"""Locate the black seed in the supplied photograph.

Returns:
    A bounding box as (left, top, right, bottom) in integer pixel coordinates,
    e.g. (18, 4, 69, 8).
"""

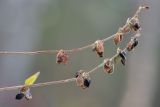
(145, 6, 149, 9)
(133, 23, 140, 31)
(121, 59, 126, 65)
(98, 52, 103, 57)
(57, 57, 63, 63)
(133, 39, 138, 47)
(119, 51, 126, 66)
(119, 51, 126, 60)
(84, 79, 91, 88)
(75, 71, 82, 78)
(75, 72, 79, 78)
(15, 93, 24, 100)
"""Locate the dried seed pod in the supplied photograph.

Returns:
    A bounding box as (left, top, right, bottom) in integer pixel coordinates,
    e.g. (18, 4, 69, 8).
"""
(129, 17, 141, 32)
(24, 88, 32, 100)
(82, 72, 91, 89)
(103, 58, 114, 74)
(16, 87, 32, 100)
(113, 33, 123, 45)
(56, 49, 68, 64)
(121, 25, 131, 33)
(127, 37, 138, 51)
(75, 70, 91, 89)
(75, 70, 84, 87)
(15, 72, 40, 100)
(132, 22, 140, 31)
(83, 78, 91, 88)
(143, 6, 149, 10)
(93, 40, 104, 57)
(117, 48, 127, 66)
(119, 51, 126, 65)
(120, 18, 132, 33)
(20, 86, 28, 93)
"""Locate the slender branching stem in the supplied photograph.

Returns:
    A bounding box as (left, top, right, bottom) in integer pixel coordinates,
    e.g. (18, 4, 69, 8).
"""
(0, 6, 148, 56)
(0, 50, 59, 55)
(0, 6, 149, 93)
(0, 78, 76, 92)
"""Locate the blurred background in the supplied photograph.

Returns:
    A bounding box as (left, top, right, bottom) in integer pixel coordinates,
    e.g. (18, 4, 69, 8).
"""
(0, 0, 159, 107)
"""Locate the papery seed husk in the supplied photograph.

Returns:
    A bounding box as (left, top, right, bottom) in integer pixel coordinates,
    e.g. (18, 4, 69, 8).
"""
(93, 40, 104, 57)
(56, 50, 68, 64)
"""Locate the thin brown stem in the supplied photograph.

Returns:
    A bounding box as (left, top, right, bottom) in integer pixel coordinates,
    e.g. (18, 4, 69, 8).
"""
(0, 50, 59, 55)
(0, 6, 148, 56)
(134, 5, 149, 18)
(65, 43, 94, 53)
(87, 62, 104, 75)
(0, 62, 104, 92)
(102, 34, 115, 42)
(0, 78, 76, 92)
(0, 32, 142, 93)
(30, 78, 76, 88)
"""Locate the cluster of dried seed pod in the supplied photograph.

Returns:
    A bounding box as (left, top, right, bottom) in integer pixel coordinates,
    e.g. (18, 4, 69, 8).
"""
(93, 40, 104, 57)
(54, 6, 148, 64)
(75, 70, 91, 89)
(103, 48, 127, 75)
(56, 49, 68, 64)
(113, 6, 146, 45)
(101, 30, 141, 75)
(0, 6, 147, 101)
(125, 17, 141, 33)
